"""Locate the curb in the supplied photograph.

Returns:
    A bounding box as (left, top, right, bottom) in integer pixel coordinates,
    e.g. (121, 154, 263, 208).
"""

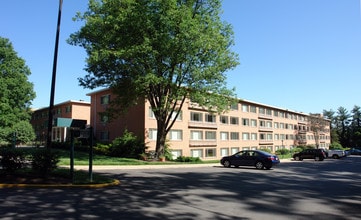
(0, 179, 120, 189)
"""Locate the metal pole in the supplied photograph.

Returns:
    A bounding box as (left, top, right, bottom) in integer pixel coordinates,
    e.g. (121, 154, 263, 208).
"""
(89, 127, 93, 183)
(46, 0, 63, 148)
(70, 129, 75, 184)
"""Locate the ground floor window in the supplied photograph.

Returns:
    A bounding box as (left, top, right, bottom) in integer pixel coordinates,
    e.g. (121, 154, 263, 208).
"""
(205, 148, 216, 157)
(231, 147, 239, 154)
(171, 150, 182, 160)
(100, 131, 109, 141)
(191, 149, 203, 158)
(220, 148, 229, 157)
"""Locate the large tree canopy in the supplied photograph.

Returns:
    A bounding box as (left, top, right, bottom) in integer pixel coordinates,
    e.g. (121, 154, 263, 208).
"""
(0, 37, 36, 144)
(69, 0, 239, 155)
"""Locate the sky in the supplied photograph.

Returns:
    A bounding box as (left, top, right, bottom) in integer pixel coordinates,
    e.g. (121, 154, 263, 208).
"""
(1, 0, 360, 114)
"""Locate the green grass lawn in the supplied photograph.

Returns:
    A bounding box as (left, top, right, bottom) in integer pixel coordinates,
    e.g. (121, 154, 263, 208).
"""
(56, 149, 219, 166)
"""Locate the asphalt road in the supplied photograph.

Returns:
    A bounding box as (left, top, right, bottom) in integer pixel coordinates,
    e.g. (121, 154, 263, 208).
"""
(1, 156, 361, 220)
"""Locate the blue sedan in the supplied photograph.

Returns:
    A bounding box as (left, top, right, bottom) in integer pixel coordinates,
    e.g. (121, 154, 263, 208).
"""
(220, 150, 280, 170)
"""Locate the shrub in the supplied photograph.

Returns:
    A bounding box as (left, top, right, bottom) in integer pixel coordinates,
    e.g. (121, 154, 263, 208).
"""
(31, 149, 60, 176)
(175, 156, 201, 162)
(0, 147, 27, 171)
(109, 130, 146, 158)
(259, 148, 272, 153)
(275, 148, 290, 155)
(329, 142, 343, 150)
(93, 143, 111, 155)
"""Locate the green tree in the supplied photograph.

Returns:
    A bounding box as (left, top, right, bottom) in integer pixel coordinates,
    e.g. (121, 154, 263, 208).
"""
(0, 37, 36, 144)
(350, 105, 361, 147)
(69, 0, 239, 156)
(323, 109, 339, 145)
(335, 107, 351, 147)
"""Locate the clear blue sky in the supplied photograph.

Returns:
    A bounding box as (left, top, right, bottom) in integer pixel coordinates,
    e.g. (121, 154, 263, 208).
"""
(1, 0, 360, 114)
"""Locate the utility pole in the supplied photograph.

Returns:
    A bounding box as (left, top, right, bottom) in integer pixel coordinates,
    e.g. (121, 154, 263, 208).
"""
(46, 0, 63, 148)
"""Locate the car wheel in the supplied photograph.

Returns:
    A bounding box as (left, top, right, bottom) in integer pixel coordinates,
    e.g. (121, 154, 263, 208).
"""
(223, 160, 231, 168)
(255, 161, 264, 169)
(332, 155, 339, 159)
(315, 156, 320, 161)
(294, 156, 300, 161)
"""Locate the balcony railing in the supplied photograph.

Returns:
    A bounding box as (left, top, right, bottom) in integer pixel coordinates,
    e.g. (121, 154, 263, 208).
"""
(188, 121, 218, 129)
(189, 140, 217, 146)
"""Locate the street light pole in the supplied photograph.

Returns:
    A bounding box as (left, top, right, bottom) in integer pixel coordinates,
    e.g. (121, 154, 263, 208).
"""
(46, 0, 63, 148)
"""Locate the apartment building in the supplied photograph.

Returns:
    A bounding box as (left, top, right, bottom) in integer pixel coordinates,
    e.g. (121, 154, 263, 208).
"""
(88, 88, 331, 160)
(31, 100, 91, 144)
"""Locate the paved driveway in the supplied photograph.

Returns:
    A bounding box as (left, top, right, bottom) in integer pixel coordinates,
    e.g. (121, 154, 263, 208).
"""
(1, 157, 360, 219)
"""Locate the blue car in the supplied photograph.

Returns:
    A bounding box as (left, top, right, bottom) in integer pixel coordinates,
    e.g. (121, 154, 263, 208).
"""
(220, 150, 280, 170)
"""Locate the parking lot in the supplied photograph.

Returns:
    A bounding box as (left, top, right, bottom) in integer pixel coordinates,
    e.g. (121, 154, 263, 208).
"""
(1, 156, 360, 219)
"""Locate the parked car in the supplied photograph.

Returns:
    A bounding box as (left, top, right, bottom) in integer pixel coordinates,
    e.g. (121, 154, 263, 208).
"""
(326, 149, 346, 159)
(220, 150, 280, 170)
(349, 148, 361, 155)
(293, 149, 327, 161)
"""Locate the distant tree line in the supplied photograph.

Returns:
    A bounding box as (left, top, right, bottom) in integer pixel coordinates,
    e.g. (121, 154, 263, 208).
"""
(323, 106, 361, 148)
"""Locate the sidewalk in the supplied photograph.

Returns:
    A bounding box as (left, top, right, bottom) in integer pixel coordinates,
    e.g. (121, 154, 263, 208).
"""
(72, 158, 293, 171)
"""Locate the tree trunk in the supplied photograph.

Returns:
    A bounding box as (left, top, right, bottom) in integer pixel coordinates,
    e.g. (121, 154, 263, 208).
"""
(155, 120, 167, 158)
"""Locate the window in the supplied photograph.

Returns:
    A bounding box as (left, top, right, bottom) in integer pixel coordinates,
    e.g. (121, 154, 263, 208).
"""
(251, 133, 257, 140)
(242, 118, 249, 126)
(259, 107, 265, 115)
(267, 133, 273, 140)
(171, 110, 182, 121)
(280, 134, 285, 140)
(191, 149, 203, 158)
(205, 148, 216, 157)
(65, 106, 71, 113)
(251, 119, 257, 127)
(230, 132, 239, 140)
(266, 121, 272, 128)
(250, 105, 257, 113)
(190, 130, 203, 140)
(220, 132, 229, 140)
(266, 109, 272, 116)
(274, 122, 279, 129)
(230, 103, 238, 110)
(56, 108, 61, 115)
(242, 132, 250, 140)
(100, 94, 110, 104)
(149, 107, 155, 118)
(168, 130, 182, 140)
(274, 134, 279, 140)
(230, 117, 239, 125)
(242, 104, 249, 112)
(148, 129, 157, 140)
(259, 120, 266, 127)
(190, 112, 202, 122)
(220, 116, 228, 124)
(220, 148, 229, 157)
(171, 150, 182, 160)
(100, 131, 109, 141)
(280, 123, 285, 129)
(205, 114, 216, 123)
(100, 114, 109, 123)
(231, 147, 239, 154)
(274, 110, 278, 117)
(205, 131, 216, 140)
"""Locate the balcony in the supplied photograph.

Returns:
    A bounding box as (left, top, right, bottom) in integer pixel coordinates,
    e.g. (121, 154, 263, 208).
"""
(259, 139, 273, 145)
(258, 126, 273, 132)
(258, 114, 273, 120)
(188, 121, 218, 129)
(189, 140, 217, 147)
